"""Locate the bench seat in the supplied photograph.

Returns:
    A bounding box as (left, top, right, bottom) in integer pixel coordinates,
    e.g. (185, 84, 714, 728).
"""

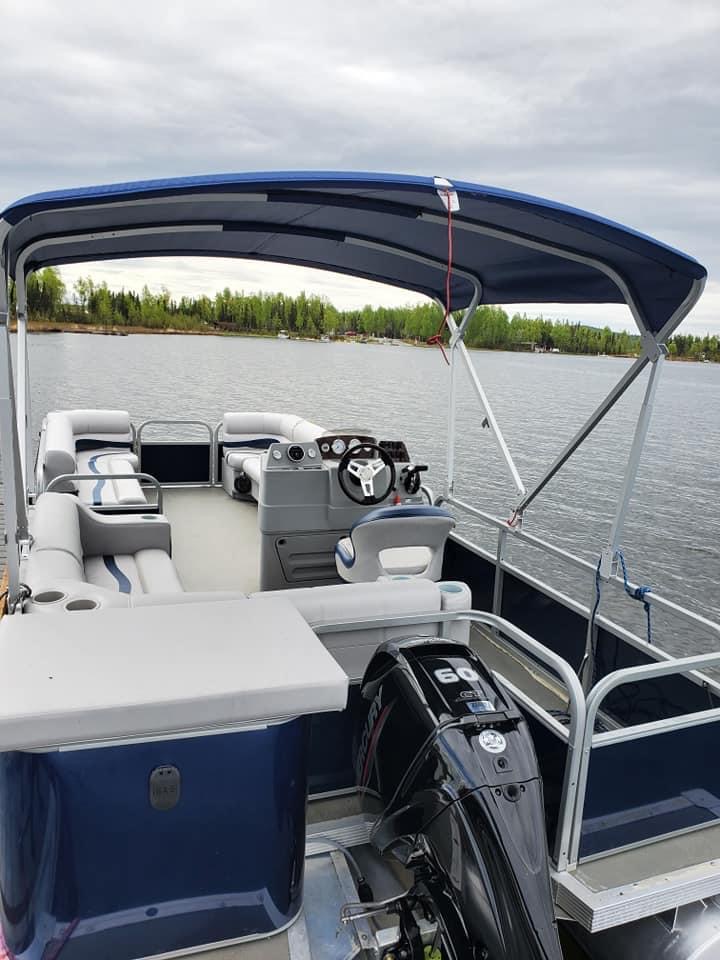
(38, 409, 145, 508)
(250, 577, 471, 679)
(85, 550, 183, 594)
(221, 412, 325, 500)
(76, 449, 145, 506)
(21, 494, 472, 682)
(23, 493, 182, 611)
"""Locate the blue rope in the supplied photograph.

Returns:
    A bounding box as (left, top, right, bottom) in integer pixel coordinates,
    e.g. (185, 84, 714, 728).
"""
(583, 556, 604, 685)
(617, 549, 653, 644)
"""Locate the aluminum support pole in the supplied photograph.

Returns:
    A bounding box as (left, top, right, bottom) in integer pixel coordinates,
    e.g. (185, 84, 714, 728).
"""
(456, 338, 526, 497)
(514, 352, 651, 515)
(441, 286, 525, 499)
(0, 271, 29, 609)
(15, 269, 30, 496)
(599, 349, 667, 577)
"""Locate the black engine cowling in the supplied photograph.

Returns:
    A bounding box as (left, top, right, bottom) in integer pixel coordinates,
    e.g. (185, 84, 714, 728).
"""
(356, 637, 563, 960)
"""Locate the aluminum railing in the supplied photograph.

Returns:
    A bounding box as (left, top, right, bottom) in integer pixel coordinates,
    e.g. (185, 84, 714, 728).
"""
(314, 608, 585, 871)
(316, 603, 720, 873)
(447, 495, 720, 666)
(135, 419, 215, 485)
(46, 472, 164, 513)
(568, 650, 720, 865)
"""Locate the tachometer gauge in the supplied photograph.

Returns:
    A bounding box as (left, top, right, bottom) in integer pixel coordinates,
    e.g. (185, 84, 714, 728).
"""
(349, 438, 360, 449)
(331, 438, 346, 455)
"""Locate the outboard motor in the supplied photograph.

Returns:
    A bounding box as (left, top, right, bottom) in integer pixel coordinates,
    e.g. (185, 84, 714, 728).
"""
(356, 637, 563, 960)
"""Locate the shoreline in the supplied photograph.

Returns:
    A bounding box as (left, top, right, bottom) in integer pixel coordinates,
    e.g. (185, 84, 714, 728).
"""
(9, 322, 715, 362)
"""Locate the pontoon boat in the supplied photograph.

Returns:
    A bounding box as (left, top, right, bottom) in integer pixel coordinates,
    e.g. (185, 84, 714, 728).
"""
(0, 171, 716, 960)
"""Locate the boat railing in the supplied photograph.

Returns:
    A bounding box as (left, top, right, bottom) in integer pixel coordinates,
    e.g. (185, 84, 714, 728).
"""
(135, 419, 216, 486)
(568, 650, 720, 866)
(46, 472, 164, 513)
(446, 495, 720, 686)
(317, 604, 720, 882)
(314, 608, 586, 871)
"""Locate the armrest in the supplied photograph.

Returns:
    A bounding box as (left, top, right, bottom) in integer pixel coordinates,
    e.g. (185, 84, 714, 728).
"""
(77, 504, 172, 556)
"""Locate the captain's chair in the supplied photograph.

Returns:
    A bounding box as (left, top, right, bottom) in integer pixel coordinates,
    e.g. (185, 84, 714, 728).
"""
(335, 505, 456, 583)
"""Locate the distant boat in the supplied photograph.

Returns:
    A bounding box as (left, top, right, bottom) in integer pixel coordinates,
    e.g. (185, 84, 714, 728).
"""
(320, 335, 331, 343)
(277, 330, 290, 340)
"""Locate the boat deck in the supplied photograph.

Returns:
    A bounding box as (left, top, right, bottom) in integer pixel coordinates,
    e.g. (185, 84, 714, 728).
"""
(163, 487, 260, 593)
(555, 823, 720, 932)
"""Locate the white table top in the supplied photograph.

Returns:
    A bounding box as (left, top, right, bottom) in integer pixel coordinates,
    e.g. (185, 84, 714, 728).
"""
(0, 597, 348, 751)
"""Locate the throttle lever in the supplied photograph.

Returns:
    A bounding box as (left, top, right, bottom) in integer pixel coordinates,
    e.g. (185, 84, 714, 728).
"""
(401, 464, 428, 496)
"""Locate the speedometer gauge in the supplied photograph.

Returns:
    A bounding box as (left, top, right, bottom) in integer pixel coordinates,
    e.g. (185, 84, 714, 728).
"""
(331, 438, 346, 455)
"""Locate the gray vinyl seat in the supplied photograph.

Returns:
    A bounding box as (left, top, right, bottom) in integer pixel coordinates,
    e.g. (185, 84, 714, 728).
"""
(335, 505, 456, 582)
(38, 409, 145, 507)
(221, 412, 325, 499)
(250, 577, 471, 679)
(22, 493, 182, 611)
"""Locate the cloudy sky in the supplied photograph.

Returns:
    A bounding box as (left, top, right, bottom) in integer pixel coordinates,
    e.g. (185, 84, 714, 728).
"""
(1, 0, 718, 333)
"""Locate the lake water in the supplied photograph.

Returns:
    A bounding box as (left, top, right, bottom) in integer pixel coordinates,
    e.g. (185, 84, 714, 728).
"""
(2, 332, 719, 655)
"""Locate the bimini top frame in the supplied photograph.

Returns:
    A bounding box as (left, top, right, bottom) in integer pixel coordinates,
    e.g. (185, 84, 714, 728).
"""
(0, 170, 707, 331)
(0, 170, 708, 611)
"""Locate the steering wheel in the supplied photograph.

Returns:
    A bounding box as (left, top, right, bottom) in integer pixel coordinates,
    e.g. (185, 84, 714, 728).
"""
(338, 443, 396, 505)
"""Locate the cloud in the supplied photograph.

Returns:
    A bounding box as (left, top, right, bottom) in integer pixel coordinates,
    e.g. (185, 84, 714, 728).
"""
(1, 0, 718, 331)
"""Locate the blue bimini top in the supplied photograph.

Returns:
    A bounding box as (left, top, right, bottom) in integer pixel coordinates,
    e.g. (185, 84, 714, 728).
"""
(0, 170, 707, 339)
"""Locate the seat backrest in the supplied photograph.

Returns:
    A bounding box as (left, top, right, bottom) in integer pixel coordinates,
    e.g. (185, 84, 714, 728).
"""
(291, 418, 325, 442)
(222, 412, 325, 448)
(26, 492, 84, 586)
(65, 409, 133, 443)
(337, 505, 456, 582)
(43, 413, 77, 490)
(41, 409, 133, 491)
(30, 492, 83, 562)
(250, 578, 470, 679)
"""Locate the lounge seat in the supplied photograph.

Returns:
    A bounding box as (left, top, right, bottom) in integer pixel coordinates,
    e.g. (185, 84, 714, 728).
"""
(21, 495, 471, 681)
(251, 578, 471, 679)
(221, 412, 325, 500)
(335, 505, 456, 582)
(37, 409, 146, 508)
(22, 493, 182, 612)
(129, 579, 472, 680)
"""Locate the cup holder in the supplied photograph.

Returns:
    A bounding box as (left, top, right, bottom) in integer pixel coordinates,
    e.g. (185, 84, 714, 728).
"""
(65, 598, 99, 612)
(33, 590, 67, 605)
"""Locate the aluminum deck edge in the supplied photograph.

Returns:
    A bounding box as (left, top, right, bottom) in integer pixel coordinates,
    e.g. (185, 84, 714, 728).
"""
(553, 857, 720, 932)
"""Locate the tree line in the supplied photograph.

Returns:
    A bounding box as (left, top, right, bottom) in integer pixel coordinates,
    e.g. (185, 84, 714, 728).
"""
(11, 267, 720, 361)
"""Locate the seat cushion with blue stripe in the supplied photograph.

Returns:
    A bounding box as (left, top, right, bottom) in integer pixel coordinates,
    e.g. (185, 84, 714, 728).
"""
(40, 409, 138, 502)
(76, 449, 145, 507)
(24, 493, 183, 601)
(85, 550, 183, 595)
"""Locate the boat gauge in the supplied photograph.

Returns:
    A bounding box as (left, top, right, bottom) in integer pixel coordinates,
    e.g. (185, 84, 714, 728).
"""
(320, 442, 330, 453)
(287, 445, 305, 463)
(331, 438, 346, 455)
(272, 448, 282, 460)
(307, 447, 317, 459)
(350, 438, 360, 449)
